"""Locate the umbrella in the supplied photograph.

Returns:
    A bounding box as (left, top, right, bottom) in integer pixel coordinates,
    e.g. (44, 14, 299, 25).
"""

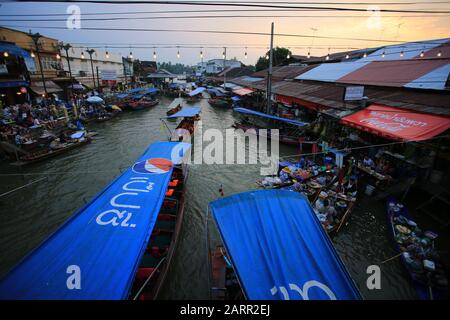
(86, 96, 104, 103)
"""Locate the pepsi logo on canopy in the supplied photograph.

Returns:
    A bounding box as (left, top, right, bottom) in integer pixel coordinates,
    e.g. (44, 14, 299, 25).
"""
(132, 158, 173, 174)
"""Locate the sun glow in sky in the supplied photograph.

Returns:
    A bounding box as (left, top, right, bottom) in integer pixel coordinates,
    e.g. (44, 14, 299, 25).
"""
(1, 0, 449, 65)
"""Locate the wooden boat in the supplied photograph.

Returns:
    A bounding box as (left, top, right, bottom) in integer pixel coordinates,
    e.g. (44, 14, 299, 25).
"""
(130, 164, 188, 300)
(387, 198, 448, 300)
(208, 97, 230, 108)
(185, 95, 201, 103)
(12, 136, 92, 166)
(207, 190, 362, 300)
(0, 142, 191, 300)
(167, 105, 182, 116)
(127, 99, 159, 111)
(209, 245, 244, 300)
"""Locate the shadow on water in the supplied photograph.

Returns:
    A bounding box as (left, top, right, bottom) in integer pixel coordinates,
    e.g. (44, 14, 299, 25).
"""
(0, 97, 416, 299)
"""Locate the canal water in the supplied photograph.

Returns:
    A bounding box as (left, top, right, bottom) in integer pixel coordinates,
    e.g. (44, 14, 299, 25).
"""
(0, 96, 417, 299)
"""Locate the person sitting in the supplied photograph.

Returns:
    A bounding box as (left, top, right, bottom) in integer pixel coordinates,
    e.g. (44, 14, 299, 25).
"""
(317, 175, 327, 186)
(314, 191, 328, 214)
(363, 156, 375, 168)
(343, 177, 358, 197)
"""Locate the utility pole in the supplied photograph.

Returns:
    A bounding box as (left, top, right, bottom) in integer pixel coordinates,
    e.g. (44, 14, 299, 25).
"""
(96, 66, 101, 91)
(29, 32, 47, 97)
(86, 49, 97, 91)
(223, 47, 227, 89)
(60, 43, 73, 98)
(266, 22, 274, 115)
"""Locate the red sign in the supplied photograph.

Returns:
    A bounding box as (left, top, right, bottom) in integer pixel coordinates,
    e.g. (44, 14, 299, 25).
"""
(341, 104, 450, 141)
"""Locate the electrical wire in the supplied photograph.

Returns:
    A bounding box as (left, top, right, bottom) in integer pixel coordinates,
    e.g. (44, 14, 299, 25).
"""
(7, 1, 450, 14)
(4, 13, 450, 22)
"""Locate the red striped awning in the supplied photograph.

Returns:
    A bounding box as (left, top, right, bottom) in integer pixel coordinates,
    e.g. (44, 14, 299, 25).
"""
(341, 104, 450, 141)
(232, 87, 255, 96)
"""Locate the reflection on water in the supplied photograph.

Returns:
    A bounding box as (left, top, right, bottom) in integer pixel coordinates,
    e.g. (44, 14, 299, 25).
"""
(0, 97, 416, 299)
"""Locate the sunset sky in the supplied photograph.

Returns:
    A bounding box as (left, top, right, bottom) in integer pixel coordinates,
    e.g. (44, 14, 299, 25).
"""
(1, 0, 450, 65)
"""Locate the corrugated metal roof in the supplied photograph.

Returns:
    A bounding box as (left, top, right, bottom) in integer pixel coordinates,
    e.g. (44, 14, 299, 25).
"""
(360, 39, 449, 62)
(338, 59, 450, 88)
(404, 62, 450, 90)
(295, 62, 371, 82)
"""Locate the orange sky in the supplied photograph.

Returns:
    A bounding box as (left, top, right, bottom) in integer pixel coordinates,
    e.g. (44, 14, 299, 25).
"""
(1, 1, 450, 64)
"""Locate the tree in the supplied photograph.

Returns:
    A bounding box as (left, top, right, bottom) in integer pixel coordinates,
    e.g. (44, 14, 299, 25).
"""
(255, 47, 291, 71)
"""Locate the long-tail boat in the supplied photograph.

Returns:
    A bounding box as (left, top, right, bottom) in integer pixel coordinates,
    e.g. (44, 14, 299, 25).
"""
(0, 142, 191, 300)
(160, 105, 201, 143)
(387, 198, 448, 300)
(208, 190, 361, 300)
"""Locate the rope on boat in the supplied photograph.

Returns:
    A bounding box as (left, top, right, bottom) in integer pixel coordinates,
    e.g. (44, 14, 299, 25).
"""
(132, 256, 167, 300)
(0, 177, 47, 198)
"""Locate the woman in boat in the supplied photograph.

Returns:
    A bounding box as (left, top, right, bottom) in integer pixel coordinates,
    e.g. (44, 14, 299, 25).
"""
(343, 177, 358, 197)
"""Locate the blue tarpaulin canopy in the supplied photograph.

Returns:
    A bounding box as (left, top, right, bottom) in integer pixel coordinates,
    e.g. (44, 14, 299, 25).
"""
(131, 94, 144, 99)
(207, 88, 226, 97)
(166, 106, 201, 119)
(188, 87, 206, 97)
(115, 93, 130, 99)
(233, 107, 308, 126)
(143, 88, 159, 95)
(127, 87, 145, 94)
(0, 142, 191, 300)
(210, 190, 361, 300)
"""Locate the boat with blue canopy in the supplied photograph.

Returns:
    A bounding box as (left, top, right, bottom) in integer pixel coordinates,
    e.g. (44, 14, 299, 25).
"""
(232, 107, 309, 145)
(0, 141, 191, 300)
(208, 189, 361, 300)
(160, 106, 201, 142)
(186, 87, 206, 103)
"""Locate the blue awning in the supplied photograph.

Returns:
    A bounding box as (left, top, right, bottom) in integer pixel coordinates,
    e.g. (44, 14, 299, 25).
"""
(0, 80, 29, 88)
(166, 106, 201, 119)
(233, 107, 308, 126)
(210, 190, 361, 300)
(0, 42, 36, 72)
(0, 142, 191, 300)
(231, 96, 241, 101)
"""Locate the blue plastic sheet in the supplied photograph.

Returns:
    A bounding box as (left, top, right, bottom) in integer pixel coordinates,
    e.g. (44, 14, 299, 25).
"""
(210, 190, 361, 300)
(233, 108, 308, 126)
(166, 106, 201, 119)
(0, 142, 191, 300)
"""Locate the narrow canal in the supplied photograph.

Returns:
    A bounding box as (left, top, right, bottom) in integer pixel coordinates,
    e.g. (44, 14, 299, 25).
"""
(0, 96, 416, 299)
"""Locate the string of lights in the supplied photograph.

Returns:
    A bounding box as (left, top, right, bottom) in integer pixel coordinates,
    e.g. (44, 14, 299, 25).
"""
(3, 24, 449, 45)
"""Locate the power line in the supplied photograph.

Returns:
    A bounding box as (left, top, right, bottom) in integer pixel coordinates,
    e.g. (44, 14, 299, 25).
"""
(2, 7, 450, 17)
(4, 13, 450, 22)
(4, 24, 449, 44)
(7, 1, 450, 14)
